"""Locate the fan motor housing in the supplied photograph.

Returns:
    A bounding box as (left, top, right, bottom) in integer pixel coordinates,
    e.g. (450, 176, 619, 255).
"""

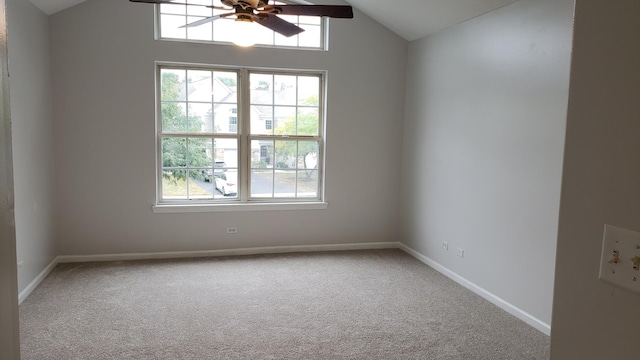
(221, 0, 268, 8)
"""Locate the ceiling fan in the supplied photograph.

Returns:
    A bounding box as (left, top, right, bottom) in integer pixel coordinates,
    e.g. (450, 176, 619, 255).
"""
(130, 0, 353, 38)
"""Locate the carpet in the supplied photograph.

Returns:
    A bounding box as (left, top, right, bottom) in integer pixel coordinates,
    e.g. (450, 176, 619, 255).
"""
(20, 249, 549, 359)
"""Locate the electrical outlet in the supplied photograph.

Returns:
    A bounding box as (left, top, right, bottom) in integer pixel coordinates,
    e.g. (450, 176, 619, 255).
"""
(226, 226, 238, 234)
(456, 247, 464, 258)
(599, 225, 640, 294)
(17, 261, 23, 273)
(442, 242, 449, 250)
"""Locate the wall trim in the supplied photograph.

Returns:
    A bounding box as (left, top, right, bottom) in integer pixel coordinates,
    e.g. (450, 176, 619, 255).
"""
(18, 257, 58, 305)
(397, 243, 551, 335)
(56, 242, 401, 263)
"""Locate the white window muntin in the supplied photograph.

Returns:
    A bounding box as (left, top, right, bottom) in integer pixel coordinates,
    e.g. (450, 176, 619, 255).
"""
(156, 63, 325, 205)
(156, 1, 327, 50)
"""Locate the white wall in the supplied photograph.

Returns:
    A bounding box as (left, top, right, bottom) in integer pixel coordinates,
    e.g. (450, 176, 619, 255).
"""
(550, 0, 640, 358)
(401, 0, 573, 330)
(50, 0, 407, 255)
(7, 0, 57, 294)
(0, 0, 19, 356)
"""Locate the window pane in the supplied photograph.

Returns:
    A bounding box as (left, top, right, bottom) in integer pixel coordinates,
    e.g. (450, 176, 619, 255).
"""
(162, 102, 188, 132)
(214, 71, 237, 102)
(273, 106, 296, 135)
(187, 138, 212, 167)
(213, 19, 236, 43)
(251, 74, 273, 104)
(213, 169, 238, 198)
(297, 170, 318, 197)
(160, 14, 187, 38)
(275, 32, 298, 47)
(162, 170, 188, 199)
(251, 140, 273, 168)
(299, 25, 321, 48)
(275, 140, 297, 169)
(162, 137, 187, 168)
(297, 76, 319, 105)
(298, 141, 319, 170)
(190, 103, 213, 132)
(187, 70, 212, 102)
(188, 170, 214, 199)
(274, 75, 297, 105)
(213, 138, 238, 168)
(187, 18, 213, 40)
(161, 69, 186, 101)
(251, 105, 273, 135)
(297, 108, 319, 136)
(251, 170, 273, 198)
(161, 70, 190, 132)
(274, 170, 296, 198)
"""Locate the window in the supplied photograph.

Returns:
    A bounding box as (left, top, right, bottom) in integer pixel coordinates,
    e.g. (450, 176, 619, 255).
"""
(157, 63, 324, 205)
(229, 115, 237, 132)
(157, 1, 325, 49)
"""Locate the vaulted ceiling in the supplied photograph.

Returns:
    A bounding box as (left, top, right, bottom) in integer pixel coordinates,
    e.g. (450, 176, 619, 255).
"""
(344, 0, 518, 41)
(28, 0, 520, 41)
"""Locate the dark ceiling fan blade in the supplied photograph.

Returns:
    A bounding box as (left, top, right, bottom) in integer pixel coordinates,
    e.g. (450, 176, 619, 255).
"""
(180, 13, 234, 28)
(130, 0, 175, 3)
(254, 14, 305, 37)
(129, 0, 228, 10)
(262, 5, 353, 18)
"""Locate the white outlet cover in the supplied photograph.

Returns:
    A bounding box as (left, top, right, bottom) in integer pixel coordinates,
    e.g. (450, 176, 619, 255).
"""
(456, 248, 464, 258)
(599, 225, 640, 295)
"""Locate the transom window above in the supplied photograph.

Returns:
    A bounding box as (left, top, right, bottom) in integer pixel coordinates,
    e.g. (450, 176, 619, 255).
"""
(157, 63, 325, 205)
(158, 0, 325, 49)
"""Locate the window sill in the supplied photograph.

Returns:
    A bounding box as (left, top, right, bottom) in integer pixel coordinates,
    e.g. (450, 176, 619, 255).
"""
(152, 202, 328, 213)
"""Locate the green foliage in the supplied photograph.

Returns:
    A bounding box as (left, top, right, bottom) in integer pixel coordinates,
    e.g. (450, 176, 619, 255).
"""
(273, 98, 319, 174)
(161, 72, 210, 182)
(219, 77, 237, 87)
(301, 95, 318, 106)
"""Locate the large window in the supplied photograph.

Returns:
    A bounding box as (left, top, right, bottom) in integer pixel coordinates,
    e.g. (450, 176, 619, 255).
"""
(157, 1, 325, 49)
(157, 64, 324, 205)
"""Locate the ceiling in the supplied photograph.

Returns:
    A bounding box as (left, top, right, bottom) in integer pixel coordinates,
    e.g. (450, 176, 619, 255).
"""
(344, 0, 519, 41)
(29, 0, 520, 41)
(29, 0, 86, 16)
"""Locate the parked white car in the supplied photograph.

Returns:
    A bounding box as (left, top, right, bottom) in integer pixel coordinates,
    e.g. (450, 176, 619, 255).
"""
(214, 171, 237, 196)
(203, 161, 226, 182)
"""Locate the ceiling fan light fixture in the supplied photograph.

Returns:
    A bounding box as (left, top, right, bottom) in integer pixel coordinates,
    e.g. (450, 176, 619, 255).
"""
(231, 17, 259, 47)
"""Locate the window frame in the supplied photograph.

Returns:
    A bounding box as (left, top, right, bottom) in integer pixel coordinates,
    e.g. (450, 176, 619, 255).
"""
(154, 62, 327, 211)
(154, 1, 329, 51)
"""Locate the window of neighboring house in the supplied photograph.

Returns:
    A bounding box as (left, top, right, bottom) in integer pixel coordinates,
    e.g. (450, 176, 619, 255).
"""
(229, 115, 238, 132)
(265, 118, 273, 130)
(157, 1, 325, 49)
(157, 63, 324, 205)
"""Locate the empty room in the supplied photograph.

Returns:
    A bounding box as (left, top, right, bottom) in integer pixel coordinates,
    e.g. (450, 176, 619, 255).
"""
(1, 0, 639, 359)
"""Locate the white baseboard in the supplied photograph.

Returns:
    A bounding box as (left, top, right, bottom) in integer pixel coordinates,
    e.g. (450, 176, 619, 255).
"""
(398, 243, 551, 336)
(19, 242, 397, 304)
(21, 240, 551, 337)
(18, 257, 59, 305)
(57, 242, 401, 263)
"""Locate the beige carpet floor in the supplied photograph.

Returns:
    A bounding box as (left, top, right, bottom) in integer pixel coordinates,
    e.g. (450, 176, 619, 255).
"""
(20, 249, 549, 359)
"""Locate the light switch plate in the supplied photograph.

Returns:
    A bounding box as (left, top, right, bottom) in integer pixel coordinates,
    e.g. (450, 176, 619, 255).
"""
(599, 225, 640, 295)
